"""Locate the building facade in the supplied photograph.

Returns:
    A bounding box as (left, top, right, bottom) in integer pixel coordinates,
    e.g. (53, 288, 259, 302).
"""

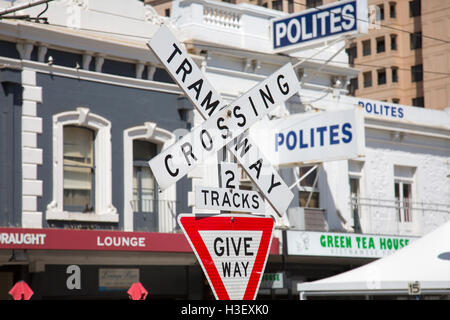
(346, 0, 450, 110)
(0, 0, 448, 300)
(148, 0, 450, 110)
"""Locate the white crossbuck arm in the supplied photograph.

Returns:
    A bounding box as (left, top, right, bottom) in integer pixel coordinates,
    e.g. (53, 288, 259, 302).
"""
(147, 25, 299, 216)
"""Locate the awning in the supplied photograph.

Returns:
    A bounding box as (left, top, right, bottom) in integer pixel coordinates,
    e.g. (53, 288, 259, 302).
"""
(297, 221, 450, 298)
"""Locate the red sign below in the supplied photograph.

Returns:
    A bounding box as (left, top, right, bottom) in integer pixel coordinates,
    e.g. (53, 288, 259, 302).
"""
(0, 227, 190, 252)
(0, 227, 280, 255)
(178, 214, 275, 300)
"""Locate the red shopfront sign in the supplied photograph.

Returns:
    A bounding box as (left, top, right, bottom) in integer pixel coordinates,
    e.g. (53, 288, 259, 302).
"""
(0, 227, 280, 254)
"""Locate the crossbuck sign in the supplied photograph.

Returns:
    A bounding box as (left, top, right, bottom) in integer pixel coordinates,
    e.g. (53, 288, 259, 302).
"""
(147, 25, 299, 217)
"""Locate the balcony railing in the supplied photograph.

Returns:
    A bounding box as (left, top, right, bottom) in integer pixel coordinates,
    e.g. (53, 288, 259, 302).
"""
(203, 5, 241, 29)
(132, 199, 179, 233)
(350, 197, 450, 236)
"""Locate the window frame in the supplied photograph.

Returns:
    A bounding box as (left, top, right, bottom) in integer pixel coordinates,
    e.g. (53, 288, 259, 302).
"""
(409, 0, 421, 17)
(362, 40, 371, 56)
(391, 66, 399, 83)
(393, 166, 416, 223)
(377, 68, 387, 85)
(123, 122, 175, 231)
(412, 96, 424, 108)
(377, 4, 384, 20)
(410, 32, 422, 50)
(348, 160, 365, 233)
(46, 108, 117, 222)
(363, 71, 372, 88)
(296, 165, 320, 209)
(376, 36, 385, 53)
(132, 141, 158, 215)
(390, 34, 397, 51)
(411, 64, 423, 82)
(389, 2, 396, 18)
(63, 125, 95, 213)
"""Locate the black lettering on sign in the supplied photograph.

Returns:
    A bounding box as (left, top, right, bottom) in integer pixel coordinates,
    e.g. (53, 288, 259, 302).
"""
(176, 58, 192, 83)
(181, 142, 197, 166)
(167, 43, 182, 63)
(234, 135, 252, 158)
(164, 154, 179, 177)
(268, 174, 282, 194)
(213, 236, 254, 278)
(224, 170, 236, 189)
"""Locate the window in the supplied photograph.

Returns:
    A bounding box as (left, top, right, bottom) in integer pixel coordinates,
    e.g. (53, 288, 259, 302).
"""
(348, 160, 364, 233)
(389, 2, 396, 18)
(362, 40, 371, 56)
(390, 34, 397, 50)
(411, 64, 423, 82)
(46, 108, 116, 222)
(412, 97, 424, 108)
(410, 32, 422, 49)
(306, 0, 322, 9)
(297, 166, 320, 208)
(377, 68, 386, 85)
(392, 98, 400, 104)
(394, 166, 416, 223)
(63, 126, 95, 212)
(409, 0, 421, 17)
(288, 0, 294, 13)
(346, 44, 357, 65)
(363, 71, 372, 88)
(133, 140, 158, 215)
(377, 4, 384, 20)
(348, 77, 358, 95)
(376, 36, 385, 53)
(272, 0, 283, 11)
(123, 122, 175, 232)
(391, 66, 398, 83)
(164, 9, 170, 17)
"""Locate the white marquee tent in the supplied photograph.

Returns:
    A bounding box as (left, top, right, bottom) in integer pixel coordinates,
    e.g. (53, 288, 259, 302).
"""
(297, 221, 450, 299)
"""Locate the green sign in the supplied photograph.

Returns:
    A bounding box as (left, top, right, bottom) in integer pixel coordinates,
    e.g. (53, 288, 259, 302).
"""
(287, 230, 416, 258)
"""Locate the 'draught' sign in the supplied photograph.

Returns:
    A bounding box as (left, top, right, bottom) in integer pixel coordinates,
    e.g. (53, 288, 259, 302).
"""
(178, 214, 275, 300)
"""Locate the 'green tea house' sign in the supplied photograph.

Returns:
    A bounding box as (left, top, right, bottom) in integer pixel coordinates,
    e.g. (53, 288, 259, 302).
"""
(287, 230, 416, 258)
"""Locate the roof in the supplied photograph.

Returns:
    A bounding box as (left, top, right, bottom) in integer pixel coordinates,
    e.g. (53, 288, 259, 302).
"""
(297, 221, 450, 297)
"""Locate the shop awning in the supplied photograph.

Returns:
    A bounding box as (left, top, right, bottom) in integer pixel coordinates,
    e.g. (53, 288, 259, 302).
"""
(297, 221, 450, 298)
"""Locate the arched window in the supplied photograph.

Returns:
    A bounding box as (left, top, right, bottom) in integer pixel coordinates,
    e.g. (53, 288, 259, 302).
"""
(46, 108, 117, 222)
(123, 122, 175, 231)
(63, 126, 95, 212)
(132, 140, 158, 215)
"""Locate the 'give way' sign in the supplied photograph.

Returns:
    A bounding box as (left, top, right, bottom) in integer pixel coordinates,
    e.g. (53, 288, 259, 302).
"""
(147, 25, 299, 217)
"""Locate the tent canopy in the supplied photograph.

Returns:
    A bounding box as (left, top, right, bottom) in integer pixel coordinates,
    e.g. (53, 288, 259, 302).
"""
(297, 221, 450, 298)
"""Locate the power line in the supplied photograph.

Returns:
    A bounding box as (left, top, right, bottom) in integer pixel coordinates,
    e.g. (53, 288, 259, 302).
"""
(3, 8, 449, 78)
(32, 21, 450, 78)
(186, 42, 450, 77)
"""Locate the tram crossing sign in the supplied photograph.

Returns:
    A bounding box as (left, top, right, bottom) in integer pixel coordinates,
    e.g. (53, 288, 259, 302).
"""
(147, 25, 297, 300)
(147, 25, 297, 217)
(178, 214, 275, 300)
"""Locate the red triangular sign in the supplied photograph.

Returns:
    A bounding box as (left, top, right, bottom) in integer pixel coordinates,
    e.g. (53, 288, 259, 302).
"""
(178, 214, 275, 300)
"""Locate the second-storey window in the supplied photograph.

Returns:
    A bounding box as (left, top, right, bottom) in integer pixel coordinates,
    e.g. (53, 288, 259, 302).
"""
(132, 140, 158, 215)
(63, 126, 95, 212)
(377, 68, 387, 85)
(411, 64, 423, 82)
(376, 36, 385, 53)
(394, 166, 416, 223)
(298, 165, 320, 208)
(363, 71, 372, 87)
(362, 40, 371, 56)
